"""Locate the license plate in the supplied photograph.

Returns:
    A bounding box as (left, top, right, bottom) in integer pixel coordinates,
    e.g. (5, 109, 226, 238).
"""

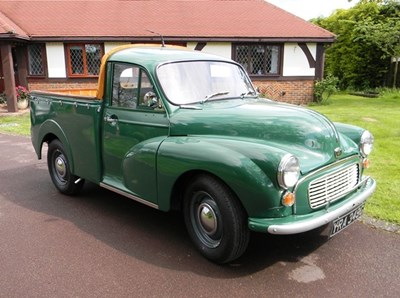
(329, 204, 364, 238)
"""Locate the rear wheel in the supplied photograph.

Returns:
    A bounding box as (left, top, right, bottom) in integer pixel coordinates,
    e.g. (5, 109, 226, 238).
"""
(183, 174, 250, 263)
(47, 139, 84, 195)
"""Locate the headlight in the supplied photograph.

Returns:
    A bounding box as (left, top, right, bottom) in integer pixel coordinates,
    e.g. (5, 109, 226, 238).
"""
(360, 130, 374, 157)
(277, 154, 300, 189)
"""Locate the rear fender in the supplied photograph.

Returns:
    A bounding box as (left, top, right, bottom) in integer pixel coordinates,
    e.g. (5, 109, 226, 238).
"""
(35, 120, 75, 173)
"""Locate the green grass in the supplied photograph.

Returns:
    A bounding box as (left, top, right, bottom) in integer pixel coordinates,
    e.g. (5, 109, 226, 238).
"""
(1, 93, 399, 225)
(0, 113, 30, 136)
(310, 91, 400, 225)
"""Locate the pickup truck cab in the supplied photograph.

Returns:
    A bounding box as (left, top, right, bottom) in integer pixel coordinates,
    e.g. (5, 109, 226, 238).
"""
(30, 45, 376, 263)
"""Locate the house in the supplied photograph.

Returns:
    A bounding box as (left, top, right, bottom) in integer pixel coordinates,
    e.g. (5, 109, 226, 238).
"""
(0, 0, 335, 112)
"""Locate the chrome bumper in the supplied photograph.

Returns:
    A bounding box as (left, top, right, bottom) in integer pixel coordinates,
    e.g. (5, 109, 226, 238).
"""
(266, 177, 376, 235)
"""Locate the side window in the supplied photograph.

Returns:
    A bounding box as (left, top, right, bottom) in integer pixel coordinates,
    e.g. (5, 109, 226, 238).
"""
(234, 44, 281, 76)
(27, 44, 46, 76)
(138, 71, 158, 108)
(112, 63, 160, 110)
(66, 43, 103, 77)
(112, 64, 139, 108)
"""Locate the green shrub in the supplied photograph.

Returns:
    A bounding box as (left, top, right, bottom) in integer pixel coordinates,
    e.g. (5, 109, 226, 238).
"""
(0, 92, 6, 104)
(314, 75, 339, 103)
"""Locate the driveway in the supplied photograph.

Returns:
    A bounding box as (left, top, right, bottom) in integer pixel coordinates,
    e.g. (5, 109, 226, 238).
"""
(0, 133, 399, 297)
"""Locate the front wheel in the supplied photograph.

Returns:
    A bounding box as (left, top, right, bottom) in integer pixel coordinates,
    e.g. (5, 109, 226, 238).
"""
(183, 175, 250, 264)
(47, 139, 84, 195)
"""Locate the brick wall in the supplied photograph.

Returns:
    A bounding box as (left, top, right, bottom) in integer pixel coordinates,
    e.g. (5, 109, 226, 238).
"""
(254, 80, 315, 105)
(28, 79, 315, 105)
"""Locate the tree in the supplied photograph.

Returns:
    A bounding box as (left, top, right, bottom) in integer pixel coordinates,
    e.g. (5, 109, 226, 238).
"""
(312, 0, 399, 89)
(354, 4, 400, 87)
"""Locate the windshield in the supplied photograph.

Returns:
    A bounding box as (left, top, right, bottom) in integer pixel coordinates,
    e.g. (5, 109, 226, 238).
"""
(157, 61, 256, 105)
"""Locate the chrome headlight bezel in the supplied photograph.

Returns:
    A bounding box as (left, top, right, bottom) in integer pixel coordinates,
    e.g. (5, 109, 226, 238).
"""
(360, 130, 374, 157)
(277, 154, 300, 189)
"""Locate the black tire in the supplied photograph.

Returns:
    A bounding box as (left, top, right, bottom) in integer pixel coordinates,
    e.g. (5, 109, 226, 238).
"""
(183, 174, 250, 264)
(47, 139, 84, 195)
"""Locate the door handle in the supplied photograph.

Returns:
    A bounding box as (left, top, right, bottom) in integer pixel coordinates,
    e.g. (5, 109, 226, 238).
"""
(104, 114, 118, 126)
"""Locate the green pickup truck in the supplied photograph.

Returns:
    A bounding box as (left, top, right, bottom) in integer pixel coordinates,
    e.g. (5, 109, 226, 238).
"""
(30, 45, 376, 263)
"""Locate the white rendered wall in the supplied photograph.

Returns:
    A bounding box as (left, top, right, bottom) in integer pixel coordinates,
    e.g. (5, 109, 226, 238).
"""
(45, 43, 67, 78)
(187, 42, 232, 59)
(44, 42, 316, 78)
(283, 43, 316, 77)
(104, 42, 131, 54)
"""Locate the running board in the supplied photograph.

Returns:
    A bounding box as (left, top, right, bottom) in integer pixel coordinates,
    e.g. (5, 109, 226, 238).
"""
(100, 182, 159, 210)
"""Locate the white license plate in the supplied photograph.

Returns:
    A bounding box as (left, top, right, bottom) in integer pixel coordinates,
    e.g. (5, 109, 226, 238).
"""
(329, 204, 364, 238)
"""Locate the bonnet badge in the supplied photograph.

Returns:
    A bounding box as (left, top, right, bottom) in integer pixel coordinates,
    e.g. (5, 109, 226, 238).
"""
(334, 147, 342, 158)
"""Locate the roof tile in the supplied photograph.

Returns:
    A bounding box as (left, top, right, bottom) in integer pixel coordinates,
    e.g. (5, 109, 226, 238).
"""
(0, 0, 334, 41)
(0, 10, 28, 38)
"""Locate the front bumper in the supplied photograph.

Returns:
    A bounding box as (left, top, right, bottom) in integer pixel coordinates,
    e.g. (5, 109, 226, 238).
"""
(248, 177, 376, 235)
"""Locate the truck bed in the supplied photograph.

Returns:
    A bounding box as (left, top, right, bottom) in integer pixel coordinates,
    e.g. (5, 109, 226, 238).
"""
(30, 91, 103, 183)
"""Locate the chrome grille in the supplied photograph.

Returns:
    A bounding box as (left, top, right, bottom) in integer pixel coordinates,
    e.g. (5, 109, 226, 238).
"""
(308, 164, 359, 209)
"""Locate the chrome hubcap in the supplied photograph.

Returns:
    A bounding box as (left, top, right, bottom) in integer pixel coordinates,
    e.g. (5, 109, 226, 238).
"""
(190, 191, 222, 248)
(55, 156, 66, 179)
(198, 202, 218, 235)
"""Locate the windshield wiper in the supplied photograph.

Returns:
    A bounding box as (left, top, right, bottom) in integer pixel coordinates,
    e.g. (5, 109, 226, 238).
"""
(240, 90, 257, 98)
(202, 91, 230, 103)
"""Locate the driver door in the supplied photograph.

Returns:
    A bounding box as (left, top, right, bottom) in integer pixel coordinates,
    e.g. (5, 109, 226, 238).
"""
(102, 62, 169, 205)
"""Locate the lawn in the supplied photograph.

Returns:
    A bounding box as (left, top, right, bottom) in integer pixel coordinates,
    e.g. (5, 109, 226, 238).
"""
(310, 91, 400, 225)
(0, 112, 30, 136)
(1, 93, 399, 225)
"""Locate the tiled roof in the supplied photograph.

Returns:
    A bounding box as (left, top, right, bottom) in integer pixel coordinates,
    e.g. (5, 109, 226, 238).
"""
(0, 0, 335, 41)
(0, 10, 28, 39)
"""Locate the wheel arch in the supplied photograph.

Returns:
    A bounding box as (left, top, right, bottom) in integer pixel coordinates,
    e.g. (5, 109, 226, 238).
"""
(35, 120, 75, 173)
(157, 137, 283, 218)
(169, 170, 248, 216)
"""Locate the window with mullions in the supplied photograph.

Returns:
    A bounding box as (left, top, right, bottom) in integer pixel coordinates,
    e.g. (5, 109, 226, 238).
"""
(27, 44, 46, 76)
(66, 44, 103, 77)
(234, 44, 281, 76)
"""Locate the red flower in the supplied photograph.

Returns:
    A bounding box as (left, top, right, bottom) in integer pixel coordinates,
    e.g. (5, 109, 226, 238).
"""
(15, 86, 29, 101)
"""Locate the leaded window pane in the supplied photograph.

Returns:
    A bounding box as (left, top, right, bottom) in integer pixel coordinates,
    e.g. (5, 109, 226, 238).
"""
(85, 44, 101, 75)
(235, 44, 280, 76)
(28, 44, 44, 76)
(69, 46, 84, 75)
(68, 43, 102, 76)
(252, 45, 266, 75)
(236, 45, 249, 70)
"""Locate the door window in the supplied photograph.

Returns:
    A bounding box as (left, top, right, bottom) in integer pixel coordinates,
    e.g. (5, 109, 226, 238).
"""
(112, 63, 159, 110)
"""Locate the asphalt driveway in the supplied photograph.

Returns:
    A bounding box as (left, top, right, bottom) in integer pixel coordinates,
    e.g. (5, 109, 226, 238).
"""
(0, 133, 399, 297)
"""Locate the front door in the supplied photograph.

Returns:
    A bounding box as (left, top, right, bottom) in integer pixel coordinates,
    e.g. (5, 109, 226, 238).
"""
(102, 63, 169, 205)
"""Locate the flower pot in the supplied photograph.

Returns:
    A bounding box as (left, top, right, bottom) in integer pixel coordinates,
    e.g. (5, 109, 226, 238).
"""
(17, 99, 29, 110)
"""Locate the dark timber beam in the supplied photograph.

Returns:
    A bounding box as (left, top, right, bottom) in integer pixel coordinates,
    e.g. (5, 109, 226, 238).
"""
(1, 44, 17, 112)
(297, 43, 316, 68)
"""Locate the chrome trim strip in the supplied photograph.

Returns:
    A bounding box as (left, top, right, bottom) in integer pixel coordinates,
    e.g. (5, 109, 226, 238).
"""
(118, 119, 169, 128)
(268, 177, 376, 235)
(100, 182, 159, 210)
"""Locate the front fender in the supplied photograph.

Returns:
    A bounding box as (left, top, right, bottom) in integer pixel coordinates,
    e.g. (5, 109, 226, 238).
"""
(334, 122, 365, 144)
(157, 136, 291, 218)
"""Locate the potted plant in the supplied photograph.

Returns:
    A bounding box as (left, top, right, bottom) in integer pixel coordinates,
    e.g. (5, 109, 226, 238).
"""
(16, 85, 29, 109)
